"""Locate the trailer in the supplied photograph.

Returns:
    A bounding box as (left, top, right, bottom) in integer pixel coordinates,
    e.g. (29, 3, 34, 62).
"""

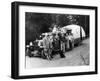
(61, 24, 86, 45)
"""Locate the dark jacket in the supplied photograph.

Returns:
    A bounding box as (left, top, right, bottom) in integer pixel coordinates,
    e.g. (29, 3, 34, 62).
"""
(52, 38, 61, 51)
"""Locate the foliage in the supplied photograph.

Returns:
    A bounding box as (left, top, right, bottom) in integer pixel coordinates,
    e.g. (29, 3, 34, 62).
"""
(25, 12, 89, 44)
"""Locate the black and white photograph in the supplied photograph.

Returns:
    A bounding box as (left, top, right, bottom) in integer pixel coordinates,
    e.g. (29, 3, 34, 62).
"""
(25, 13, 90, 69)
(11, 2, 97, 79)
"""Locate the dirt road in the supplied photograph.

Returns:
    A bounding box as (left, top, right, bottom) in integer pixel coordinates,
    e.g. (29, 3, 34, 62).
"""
(26, 38, 89, 69)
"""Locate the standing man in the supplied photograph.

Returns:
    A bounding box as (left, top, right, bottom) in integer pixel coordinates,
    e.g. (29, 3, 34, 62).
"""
(52, 33, 65, 58)
(60, 33, 66, 53)
(42, 33, 52, 60)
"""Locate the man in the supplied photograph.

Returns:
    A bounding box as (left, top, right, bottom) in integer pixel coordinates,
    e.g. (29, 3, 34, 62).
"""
(52, 25, 58, 33)
(42, 33, 52, 60)
(60, 32, 66, 53)
(52, 33, 65, 58)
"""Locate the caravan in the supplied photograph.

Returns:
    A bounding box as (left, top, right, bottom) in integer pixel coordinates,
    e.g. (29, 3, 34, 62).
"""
(62, 24, 86, 45)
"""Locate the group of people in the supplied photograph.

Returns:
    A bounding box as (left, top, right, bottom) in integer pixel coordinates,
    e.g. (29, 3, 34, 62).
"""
(26, 26, 74, 60)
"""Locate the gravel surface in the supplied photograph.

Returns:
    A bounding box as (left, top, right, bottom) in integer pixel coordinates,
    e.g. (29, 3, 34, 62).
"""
(25, 38, 89, 69)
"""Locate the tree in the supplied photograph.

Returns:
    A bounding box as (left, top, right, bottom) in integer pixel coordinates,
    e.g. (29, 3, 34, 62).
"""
(25, 12, 89, 44)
